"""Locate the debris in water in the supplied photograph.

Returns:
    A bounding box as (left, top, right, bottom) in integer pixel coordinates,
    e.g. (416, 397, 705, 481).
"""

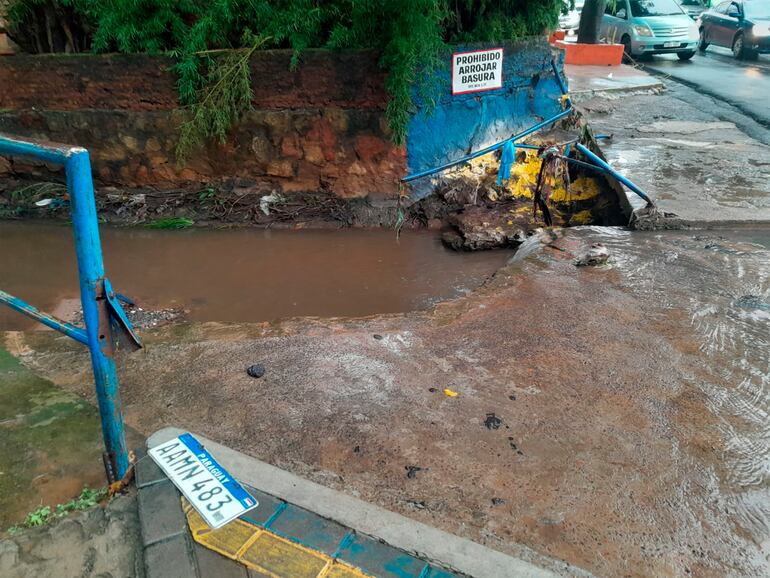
(484, 413, 503, 430)
(734, 295, 770, 311)
(575, 243, 610, 267)
(405, 465, 423, 479)
(259, 192, 284, 216)
(406, 499, 427, 510)
(246, 364, 266, 379)
(628, 205, 683, 231)
(509, 436, 524, 455)
(443, 388, 459, 397)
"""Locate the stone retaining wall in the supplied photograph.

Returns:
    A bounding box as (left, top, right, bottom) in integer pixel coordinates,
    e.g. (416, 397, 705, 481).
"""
(0, 50, 403, 199)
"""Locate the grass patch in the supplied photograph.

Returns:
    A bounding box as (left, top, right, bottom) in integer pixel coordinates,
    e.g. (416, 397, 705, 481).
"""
(7, 487, 107, 535)
(144, 217, 195, 230)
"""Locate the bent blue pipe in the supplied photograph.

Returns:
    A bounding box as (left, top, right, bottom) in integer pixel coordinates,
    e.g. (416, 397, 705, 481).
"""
(0, 134, 129, 480)
(575, 143, 654, 206)
(550, 58, 570, 99)
(0, 290, 88, 345)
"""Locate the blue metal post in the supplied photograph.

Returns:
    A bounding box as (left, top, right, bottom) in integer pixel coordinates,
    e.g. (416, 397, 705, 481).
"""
(0, 135, 131, 481)
(65, 150, 129, 479)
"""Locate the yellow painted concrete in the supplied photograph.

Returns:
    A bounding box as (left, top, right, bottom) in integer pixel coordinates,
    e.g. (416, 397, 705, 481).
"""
(183, 499, 375, 578)
(241, 533, 327, 578)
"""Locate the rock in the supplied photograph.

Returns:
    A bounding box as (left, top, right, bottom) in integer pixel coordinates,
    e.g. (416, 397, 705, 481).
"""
(266, 160, 295, 178)
(575, 243, 609, 267)
(443, 205, 532, 251)
(629, 206, 684, 231)
(247, 364, 266, 379)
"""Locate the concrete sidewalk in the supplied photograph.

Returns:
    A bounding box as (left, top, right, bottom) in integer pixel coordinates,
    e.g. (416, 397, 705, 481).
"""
(137, 428, 588, 578)
(565, 64, 663, 100)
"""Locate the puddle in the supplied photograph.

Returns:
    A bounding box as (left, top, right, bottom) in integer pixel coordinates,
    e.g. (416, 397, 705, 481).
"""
(0, 222, 511, 330)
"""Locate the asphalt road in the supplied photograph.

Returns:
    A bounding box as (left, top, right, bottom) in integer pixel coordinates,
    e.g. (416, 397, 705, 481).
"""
(642, 47, 770, 127)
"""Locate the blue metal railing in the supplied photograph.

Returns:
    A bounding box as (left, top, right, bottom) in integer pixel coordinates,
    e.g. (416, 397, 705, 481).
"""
(0, 134, 139, 480)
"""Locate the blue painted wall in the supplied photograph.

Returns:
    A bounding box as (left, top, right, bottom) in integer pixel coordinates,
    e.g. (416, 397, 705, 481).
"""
(406, 38, 565, 198)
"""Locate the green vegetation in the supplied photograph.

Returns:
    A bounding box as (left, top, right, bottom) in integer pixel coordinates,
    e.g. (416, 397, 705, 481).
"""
(7, 487, 107, 534)
(4, 1, 566, 151)
(0, 346, 107, 530)
(144, 217, 195, 229)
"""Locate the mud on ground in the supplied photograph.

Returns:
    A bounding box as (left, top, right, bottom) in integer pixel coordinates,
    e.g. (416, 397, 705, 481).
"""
(6, 228, 769, 578)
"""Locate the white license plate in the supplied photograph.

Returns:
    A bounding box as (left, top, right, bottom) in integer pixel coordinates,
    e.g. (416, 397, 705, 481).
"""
(663, 41, 680, 48)
(149, 433, 258, 528)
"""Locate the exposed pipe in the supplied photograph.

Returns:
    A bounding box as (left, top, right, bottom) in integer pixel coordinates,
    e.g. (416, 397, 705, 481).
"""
(575, 143, 654, 206)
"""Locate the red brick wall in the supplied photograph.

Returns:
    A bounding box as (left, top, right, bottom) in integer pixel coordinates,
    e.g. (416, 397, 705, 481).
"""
(0, 51, 403, 198)
(0, 51, 390, 111)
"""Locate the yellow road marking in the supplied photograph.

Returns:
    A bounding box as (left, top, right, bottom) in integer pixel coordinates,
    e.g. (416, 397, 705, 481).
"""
(182, 498, 375, 578)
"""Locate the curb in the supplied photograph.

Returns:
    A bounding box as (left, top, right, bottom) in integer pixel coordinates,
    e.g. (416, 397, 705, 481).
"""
(146, 427, 593, 578)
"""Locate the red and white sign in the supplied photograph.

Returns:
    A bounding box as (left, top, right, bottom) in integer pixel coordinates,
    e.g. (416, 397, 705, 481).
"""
(452, 48, 504, 95)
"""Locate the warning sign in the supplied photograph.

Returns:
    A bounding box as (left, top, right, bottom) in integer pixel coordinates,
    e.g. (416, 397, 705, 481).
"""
(452, 48, 504, 95)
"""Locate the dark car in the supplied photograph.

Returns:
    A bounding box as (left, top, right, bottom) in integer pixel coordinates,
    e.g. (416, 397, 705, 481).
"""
(698, 0, 770, 59)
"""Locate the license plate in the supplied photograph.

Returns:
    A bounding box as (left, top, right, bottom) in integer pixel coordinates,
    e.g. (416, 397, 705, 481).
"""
(663, 41, 680, 48)
(149, 433, 258, 528)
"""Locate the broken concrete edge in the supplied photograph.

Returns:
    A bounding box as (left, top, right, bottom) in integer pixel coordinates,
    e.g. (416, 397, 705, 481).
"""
(568, 84, 664, 103)
(147, 427, 594, 578)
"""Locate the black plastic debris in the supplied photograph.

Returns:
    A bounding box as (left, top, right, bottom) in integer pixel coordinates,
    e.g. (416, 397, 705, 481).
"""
(484, 413, 503, 430)
(405, 465, 423, 479)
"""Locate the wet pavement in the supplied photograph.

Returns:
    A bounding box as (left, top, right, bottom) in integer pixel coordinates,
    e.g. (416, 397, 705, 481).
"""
(643, 50, 770, 127)
(579, 89, 770, 223)
(7, 226, 769, 577)
(0, 223, 509, 331)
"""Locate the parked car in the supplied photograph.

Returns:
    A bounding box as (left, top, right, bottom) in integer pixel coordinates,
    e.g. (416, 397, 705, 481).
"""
(601, 0, 700, 60)
(698, 0, 770, 59)
(560, 0, 586, 36)
(679, 0, 710, 19)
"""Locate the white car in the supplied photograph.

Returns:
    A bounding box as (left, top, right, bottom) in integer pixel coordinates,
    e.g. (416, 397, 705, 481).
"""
(601, 0, 700, 60)
(560, 0, 587, 36)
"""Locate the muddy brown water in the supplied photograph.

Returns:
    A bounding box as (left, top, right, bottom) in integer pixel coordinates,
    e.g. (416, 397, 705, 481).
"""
(0, 222, 510, 331)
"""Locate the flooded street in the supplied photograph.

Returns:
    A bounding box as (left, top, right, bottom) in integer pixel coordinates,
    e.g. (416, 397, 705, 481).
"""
(586, 226, 770, 562)
(5, 221, 769, 576)
(0, 222, 510, 330)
